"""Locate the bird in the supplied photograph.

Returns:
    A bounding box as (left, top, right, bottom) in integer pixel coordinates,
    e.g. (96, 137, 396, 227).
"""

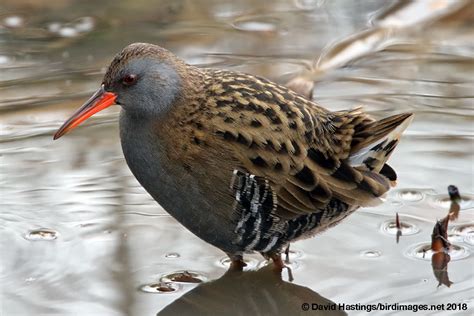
(54, 43, 413, 271)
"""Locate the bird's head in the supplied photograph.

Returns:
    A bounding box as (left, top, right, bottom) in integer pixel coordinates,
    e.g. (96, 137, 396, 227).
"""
(53, 43, 185, 140)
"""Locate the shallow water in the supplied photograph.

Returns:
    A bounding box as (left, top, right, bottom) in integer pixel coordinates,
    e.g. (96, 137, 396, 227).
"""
(1, 0, 473, 315)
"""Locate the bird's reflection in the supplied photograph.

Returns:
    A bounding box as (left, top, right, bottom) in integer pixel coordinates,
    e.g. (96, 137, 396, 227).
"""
(430, 217, 453, 288)
(157, 265, 346, 316)
(428, 185, 463, 288)
(431, 251, 452, 288)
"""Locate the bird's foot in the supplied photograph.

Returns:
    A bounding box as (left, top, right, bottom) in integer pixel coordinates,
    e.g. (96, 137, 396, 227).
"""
(227, 254, 246, 272)
(270, 253, 294, 282)
(284, 244, 291, 264)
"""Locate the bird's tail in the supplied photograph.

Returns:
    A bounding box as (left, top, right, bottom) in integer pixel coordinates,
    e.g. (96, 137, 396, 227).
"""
(347, 111, 413, 184)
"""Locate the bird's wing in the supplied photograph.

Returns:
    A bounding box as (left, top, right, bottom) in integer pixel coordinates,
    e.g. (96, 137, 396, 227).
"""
(203, 70, 412, 219)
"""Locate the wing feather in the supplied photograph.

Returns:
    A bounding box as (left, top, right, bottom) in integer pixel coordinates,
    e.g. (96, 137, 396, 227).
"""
(202, 69, 411, 218)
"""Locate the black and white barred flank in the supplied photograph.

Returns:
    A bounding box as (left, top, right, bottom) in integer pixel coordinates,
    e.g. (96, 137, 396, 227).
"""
(230, 169, 281, 252)
(230, 169, 349, 254)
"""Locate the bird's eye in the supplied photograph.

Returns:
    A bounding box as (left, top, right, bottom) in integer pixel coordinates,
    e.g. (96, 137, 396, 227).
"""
(122, 74, 138, 86)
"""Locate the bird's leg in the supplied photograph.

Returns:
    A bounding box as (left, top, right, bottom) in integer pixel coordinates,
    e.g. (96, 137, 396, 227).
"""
(284, 244, 290, 264)
(270, 253, 294, 282)
(227, 253, 246, 272)
(270, 253, 285, 271)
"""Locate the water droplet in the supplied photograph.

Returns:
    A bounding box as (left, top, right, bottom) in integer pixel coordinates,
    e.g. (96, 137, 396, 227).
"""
(74, 17, 95, 33)
(218, 257, 259, 271)
(48, 22, 62, 33)
(428, 194, 474, 210)
(294, 0, 323, 10)
(447, 234, 464, 243)
(451, 224, 474, 245)
(361, 250, 382, 258)
(0, 55, 11, 64)
(381, 219, 420, 236)
(232, 16, 280, 33)
(3, 16, 24, 28)
(396, 190, 424, 202)
(465, 233, 474, 246)
(24, 228, 59, 241)
(164, 252, 180, 259)
(139, 282, 180, 294)
(390, 200, 403, 207)
(160, 271, 207, 284)
(58, 27, 78, 38)
(451, 224, 474, 235)
(405, 242, 470, 261)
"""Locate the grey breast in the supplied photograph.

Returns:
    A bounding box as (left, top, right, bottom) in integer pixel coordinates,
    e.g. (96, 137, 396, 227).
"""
(119, 111, 240, 253)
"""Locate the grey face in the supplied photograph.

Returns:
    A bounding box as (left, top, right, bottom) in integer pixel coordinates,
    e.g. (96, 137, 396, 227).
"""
(104, 58, 181, 117)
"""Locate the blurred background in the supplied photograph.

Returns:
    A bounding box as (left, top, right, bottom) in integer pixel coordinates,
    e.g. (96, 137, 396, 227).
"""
(1, 0, 473, 315)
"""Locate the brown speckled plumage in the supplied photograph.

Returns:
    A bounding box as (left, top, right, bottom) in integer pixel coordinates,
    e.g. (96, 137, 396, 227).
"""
(148, 62, 409, 219)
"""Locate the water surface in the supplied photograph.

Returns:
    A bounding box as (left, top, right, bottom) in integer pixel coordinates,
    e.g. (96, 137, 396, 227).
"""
(1, 0, 473, 315)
